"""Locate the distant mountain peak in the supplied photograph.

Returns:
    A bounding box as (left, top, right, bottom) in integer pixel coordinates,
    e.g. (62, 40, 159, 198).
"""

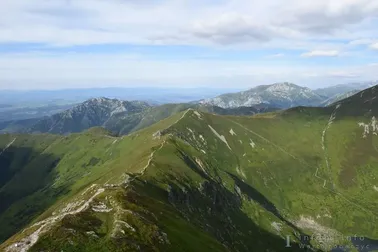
(25, 97, 150, 135)
(201, 82, 323, 109)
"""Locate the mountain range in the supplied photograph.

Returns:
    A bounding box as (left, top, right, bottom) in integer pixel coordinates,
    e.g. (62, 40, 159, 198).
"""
(1, 81, 377, 136)
(1, 81, 376, 123)
(0, 99, 276, 136)
(201, 81, 377, 109)
(1, 85, 378, 251)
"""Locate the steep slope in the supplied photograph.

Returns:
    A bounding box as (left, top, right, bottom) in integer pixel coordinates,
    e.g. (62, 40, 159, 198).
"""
(315, 81, 377, 98)
(0, 112, 184, 245)
(201, 82, 325, 109)
(320, 90, 360, 106)
(2, 86, 378, 251)
(329, 85, 378, 117)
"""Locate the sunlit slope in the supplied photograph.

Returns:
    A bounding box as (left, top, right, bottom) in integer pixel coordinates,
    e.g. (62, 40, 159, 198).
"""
(167, 108, 378, 237)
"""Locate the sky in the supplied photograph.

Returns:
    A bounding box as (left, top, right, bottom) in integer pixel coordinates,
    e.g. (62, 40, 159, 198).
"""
(1, 0, 378, 90)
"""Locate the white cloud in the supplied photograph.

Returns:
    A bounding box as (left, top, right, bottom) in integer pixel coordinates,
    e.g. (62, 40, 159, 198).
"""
(1, 0, 378, 89)
(191, 14, 273, 44)
(1, 0, 378, 46)
(370, 42, 378, 49)
(188, 13, 301, 45)
(275, 0, 378, 34)
(301, 50, 340, 57)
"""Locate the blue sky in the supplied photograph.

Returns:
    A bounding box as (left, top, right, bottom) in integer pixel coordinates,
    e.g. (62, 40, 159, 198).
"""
(0, 0, 378, 90)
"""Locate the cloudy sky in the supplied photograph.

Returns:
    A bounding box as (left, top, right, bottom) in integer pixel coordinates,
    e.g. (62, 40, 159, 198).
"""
(1, 0, 378, 90)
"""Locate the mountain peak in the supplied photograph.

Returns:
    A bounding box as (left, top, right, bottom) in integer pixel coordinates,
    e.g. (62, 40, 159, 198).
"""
(26, 98, 150, 135)
(202, 82, 323, 109)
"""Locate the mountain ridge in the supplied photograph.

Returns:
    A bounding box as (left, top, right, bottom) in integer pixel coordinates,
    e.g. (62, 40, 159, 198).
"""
(1, 81, 377, 136)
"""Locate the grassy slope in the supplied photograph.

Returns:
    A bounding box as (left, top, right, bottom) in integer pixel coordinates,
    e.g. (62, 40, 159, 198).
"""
(230, 110, 378, 236)
(144, 106, 378, 245)
(1, 110, 306, 252)
(2, 86, 378, 251)
(0, 112, 185, 244)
